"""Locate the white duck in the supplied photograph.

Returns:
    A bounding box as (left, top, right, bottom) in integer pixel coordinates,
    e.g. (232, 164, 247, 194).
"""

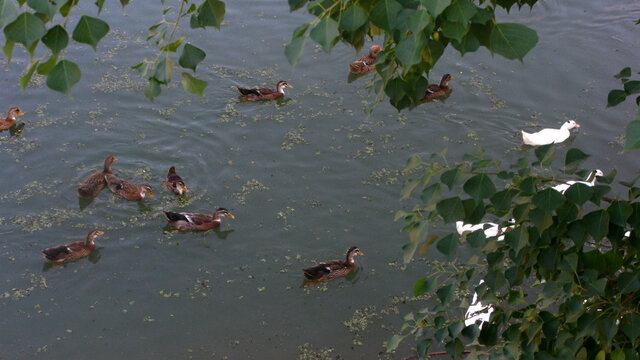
(456, 219, 514, 241)
(465, 280, 493, 327)
(552, 169, 603, 194)
(521, 120, 580, 146)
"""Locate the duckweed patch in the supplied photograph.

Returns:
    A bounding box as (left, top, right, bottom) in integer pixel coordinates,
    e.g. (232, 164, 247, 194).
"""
(232, 179, 269, 205)
(11, 208, 82, 233)
(0, 180, 62, 204)
(296, 343, 338, 360)
(281, 127, 309, 151)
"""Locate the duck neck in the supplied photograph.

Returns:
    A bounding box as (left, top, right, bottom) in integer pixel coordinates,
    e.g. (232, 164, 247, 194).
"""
(439, 76, 449, 88)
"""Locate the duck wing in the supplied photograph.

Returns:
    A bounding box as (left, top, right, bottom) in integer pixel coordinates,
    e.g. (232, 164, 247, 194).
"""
(237, 87, 262, 96)
(302, 259, 346, 280)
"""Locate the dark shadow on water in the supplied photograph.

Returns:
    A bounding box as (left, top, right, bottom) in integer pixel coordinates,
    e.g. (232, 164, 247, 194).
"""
(137, 200, 154, 212)
(9, 123, 25, 136)
(78, 196, 94, 210)
(161, 224, 235, 240)
(347, 72, 369, 83)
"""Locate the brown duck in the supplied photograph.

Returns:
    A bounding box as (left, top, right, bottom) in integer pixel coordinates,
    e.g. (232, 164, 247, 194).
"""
(163, 207, 234, 231)
(0, 107, 25, 131)
(422, 74, 454, 102)
(163, 166, 188, 195)
(41, 230, 104, 263)
(349, 45, 382, 74)
(78, 155, 117, 198)
(237, 81, 292, 101)
(105, 173, 153, 201)
(303, 246, 363, 284)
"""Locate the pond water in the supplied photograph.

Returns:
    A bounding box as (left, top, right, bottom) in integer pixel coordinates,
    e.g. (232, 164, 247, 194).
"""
(1, 0, 639, 358)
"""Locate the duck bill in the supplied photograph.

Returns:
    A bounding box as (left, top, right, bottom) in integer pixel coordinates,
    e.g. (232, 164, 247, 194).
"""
(96, 230, 105, 236)
(286, 84, 293, 88)
(575, 123, 580, 128)
(357, 251, 364, 256)
(17, 111, 25, 116)
(182, 186, 189, 193)
(147, 191, 154, 198)
(226, 213, 235, 219)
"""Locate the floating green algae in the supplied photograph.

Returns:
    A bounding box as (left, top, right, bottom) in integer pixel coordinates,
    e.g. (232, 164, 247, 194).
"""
(232, 179, 269, 205)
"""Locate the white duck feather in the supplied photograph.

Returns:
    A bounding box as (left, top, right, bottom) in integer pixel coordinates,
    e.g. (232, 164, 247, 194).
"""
(522, 120, 580, 146)
(552, 169, 603, 194)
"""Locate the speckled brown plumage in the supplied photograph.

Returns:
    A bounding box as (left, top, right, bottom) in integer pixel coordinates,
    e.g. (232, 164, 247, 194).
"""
(349, 45, 382, 74)
(105, 173, 153, 201)
(422, 74, 454, 102)
(303, 246, 363, 282)
(0, 107, 24, 131)
(163, 166, 188, 195)
(41, 230, 104, 263)
(237, 81, 292, 101)
(77, 155, 117, 198)
(163, 207, 234, 231)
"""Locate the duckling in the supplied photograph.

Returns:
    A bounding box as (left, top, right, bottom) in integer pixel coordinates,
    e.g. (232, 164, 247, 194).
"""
(41, 230, 104, 263)
(77, 155, 117, 198)
(237, 81, 292, 101)
(349, 45, 382, 74)
(302, 246, 363, 283)
(104, 173, 153, 201)
(163, 166, 188, 195)
(422, 74, 454, 102)
(163, 207, 235, 231)
(0, 107, 25, 131)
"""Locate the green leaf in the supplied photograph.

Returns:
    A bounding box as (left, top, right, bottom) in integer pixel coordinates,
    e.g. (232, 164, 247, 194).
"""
(583, 210, 609, 241)
(42, 25, 68, 54)
(72, 15, 109, 51)
(197, 0, 225, 29)
(436, 283, 454, 304)
(451, 32, 480, 55)
(413, 277, 435, 296)
(532, 188, 565, 212)
(621, 314, 640, 342)
(618, 270, 640, 294)
(463, 173, 496, 200)
(310, 16, 339, 53)
(615, 67, 631, 79)
(339, 5, 367, 34)
(490, 189, 516, 211)
(417, 339, 433, 358)
(471, 7, 493, 24)
(96, 0, 104, 14)
(4, 12, 46, 47)
(285, 34, 307, 67)
(624, 80, 640, 95)
(608, 200, 633, 227)
(179, 43, 206, 71)
(505, 226, 527, 253)
(607, 89, 627, 107)
(441, 167, 464, 190)
(406, 9, 432, 34)
(436, 233, 458, 259)
(599, 317, 618, 347)
(161, 36, 184, 52)
(370, 0, 402, 33)
(624, 120, 640, 151)
(436, 197, 465, 223)
(2, 39, 14, 63)
(401, 179, 420, 200)
(19, 58, 39, 91)
(0, 0, 18, 28)
(144, 78, 161, 101)
(478, 323, 498, 346)
(396, 31, 427, 67)
(444, 0, 477, 23)
(441, 20, 469, 43)
(154, 55, 173, 84)
(489, 23, 538, 61)
(288, 0, 307, 12)
(36, 52, 58, 75)
(534, 144, 555, 166)
(421, 0, 451, 17)
(564, 183, 593, 206)
(421, 183, 442, 206)
(59, 0, 77, 17)
(423, 39, 445, 67)
(46, 59, 81, 96)
(27, 0, 60, 17)
(466, 229, 487, 248)
(564, 148, 590, 170)
(386, 334, 403, 352)
(181, 72, 207, 97)
(119, 0, 129, 8)
(385, 77, 406, 106)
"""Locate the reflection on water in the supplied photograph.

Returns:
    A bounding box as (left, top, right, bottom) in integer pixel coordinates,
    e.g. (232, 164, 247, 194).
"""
(1, 0, 639, 358)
